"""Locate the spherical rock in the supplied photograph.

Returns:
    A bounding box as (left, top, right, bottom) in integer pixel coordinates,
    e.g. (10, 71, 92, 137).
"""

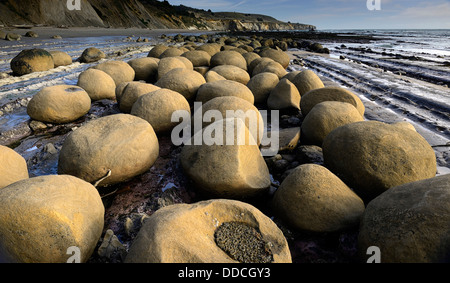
(49, 51, 72, 67)
(0, 175, 104, 263)
(148, 44, 169, 58)
(204, 70, 227, 82)
(125, 199, 291, 263)
(27, 85, 91, 124)
(358, 174, 450, 263)
(272, 164, 365, 233)
(302, 101, 364, 146)
(79, 47, 105, 63)
(157, 57, 191, 80)
(322, 121, 437, 201)
(300, 86, 365, 117)
(156, 68, 206, 101)
(267, 78, 301, 110)
(195, 43, 222, 57)
(58, 114, 159, 186)
(210, 51, 248, 70)
(92, 60, 135, 86)
(242, 52, 261, 70)
(77, 68, 116, 101)
(10, 49, 54, 76)
(291, 70, 324, 96)
(131, 88, 191, 133)
(181, 50, 211, 67)
(247, 72, 279, 104)
(207, 65, 250, 85)
(127, 57, 159, 83)
(118, 82, 160, 113)
(0, 146, 29, 189)
(196, 79, 254, 104)
(180, 118, 270, 198)
(259, 48, 291, 69)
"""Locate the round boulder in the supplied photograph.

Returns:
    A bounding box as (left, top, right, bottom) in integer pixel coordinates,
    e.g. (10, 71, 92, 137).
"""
(79, 47, 105, 63)
(322, 121, 437, 202)
(156, 68, 206, 101)
(196, 80, 254, 104)
(301, 86, 365, 117)
(27, 85, 91, 124)
(358, 174, 450, 263)
(0, 146, 29, 189)
(195, 43, 222, 57)
(131, 88, 191, 134)
(182, 50, 211, 67)
(0, 175, 104, 263)
(180, 118, 271, 199)
(247, 72, 279, 104)
(77, 68, 116, 101)
(157, 57, 190, 80)
(258, 48, 291, 69)
(272, 164, 365, 233)
(147, 44, 169, 58)
(159, 47, 184, 58)
(10, 49, 54, 76)
(127, 57, 159, 83)
(58, 114, 159, 187)
(207, 65, 250, 85)
(125, 199, 291, 263)
(291, 70, 324, 96)
(92, 60, 135, 86)
(267, 78, 301, 110)
(302, 101, 364, 146)
(49, 51, 72, 67)
(118, 82, 160, 113)
(210, 51, 248, 70)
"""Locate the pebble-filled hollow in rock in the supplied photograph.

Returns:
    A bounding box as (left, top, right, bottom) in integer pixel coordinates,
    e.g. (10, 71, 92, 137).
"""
(214, 221, 274, 263)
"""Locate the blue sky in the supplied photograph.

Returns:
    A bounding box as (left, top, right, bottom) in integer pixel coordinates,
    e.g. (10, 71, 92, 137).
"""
(167, 0, 450, 29)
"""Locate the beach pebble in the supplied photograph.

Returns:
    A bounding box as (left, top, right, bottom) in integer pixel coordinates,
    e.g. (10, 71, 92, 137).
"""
(25, 31, 39, 38)
(118, 82, 160, 113)
(79, 47, 105, 63)
(27, 85, 91, 124)
(77, 68, 116, 101)
(259, 48, 291, 69)
(93, 60, 135, 85)
(300, 86, 365, 117)
(196, 79, 254, 104)
(125, 199, 291, 263)
(131, 88, 191, 133)
(10, 48, 54, 76)
(323, 121, 437, 202)
(6, 32, 21, 41)
(358, 174, 450, 263)
(127, 57, 159, 83)
(272, 164, 365, 233)
(58, 114, 159, 187)
(210, 50, 248, 70)
(207, 65, 250, 85)
(267, 78, 301, 110)
(247, 72, 279, 104)
(0, 175, 104, 263)
(302, 101, 364, 146)
(0, 145, 29, 189)
(291, 69, 325, 96)
(180, 118, 270, 198)
(155, 68, 206, 101)
(50, 51, 72, 67)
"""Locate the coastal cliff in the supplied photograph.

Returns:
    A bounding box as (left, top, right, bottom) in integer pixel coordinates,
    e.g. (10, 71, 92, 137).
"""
(0, 0, 315, 31)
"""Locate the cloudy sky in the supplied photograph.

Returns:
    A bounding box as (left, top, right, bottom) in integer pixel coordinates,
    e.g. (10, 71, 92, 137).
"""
(167, 0, 450, 30)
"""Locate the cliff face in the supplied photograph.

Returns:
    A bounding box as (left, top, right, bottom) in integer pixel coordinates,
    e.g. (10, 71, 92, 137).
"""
(0, 0, 315, 31)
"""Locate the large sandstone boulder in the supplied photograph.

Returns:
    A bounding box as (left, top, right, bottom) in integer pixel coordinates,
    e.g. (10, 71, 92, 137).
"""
(301, 86, 365, 117)
(291, 70, 324, 96)
(159, 47, 184, 58)
(210, 51, 248, 70)
(79, 47, 105, 63)
(77, 68, 116, 101)
(196, 80, 254, 104)
(247, 72, 279, 105)
(27, 85, 91, 124)
(259, 48, 291, 69)
(92, 60, 135, 86)
(182, 50, 211, 67)
(125, 199, 291, 263)
(180, 118, 271, 199)
(267, 78, 301, 110)
(248, 57, 273, 76)
(156, 68, 206, 101)
(58, 114, 159, 187)
(131, 88, 191, 134)
(0, 175, 104, 263)
(147, 44, 169, 58)
(118, 82, 160, 113)
(11, 49, 54, 76)
(195, 43, 222, 57)
(322, 121, 437, 202)
(207, 65, 250, 85)
(50, 51, 72, 67)
(127, 57, 159, 83)
(302, 101, 364, 146)
(157, 57, 192, 80)
(252, 59, 287, 79)
(272, 164, 365, 233)
(358, 174, 450, 263)
(0, 146, 29, 189)
(204, 70, 227, 82)
(242, 52, 261, 70)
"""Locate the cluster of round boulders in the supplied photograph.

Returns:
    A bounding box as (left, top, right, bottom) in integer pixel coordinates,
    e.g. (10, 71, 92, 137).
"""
(0, 175, 104, 263)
